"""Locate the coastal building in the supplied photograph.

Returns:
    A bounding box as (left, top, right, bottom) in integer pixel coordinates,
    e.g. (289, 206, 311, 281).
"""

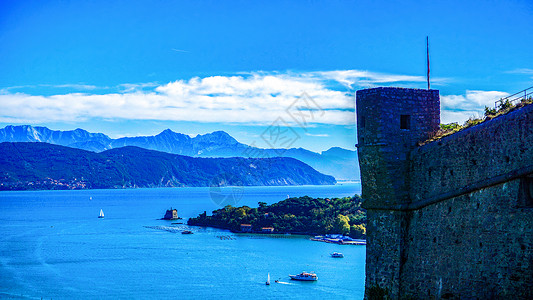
(261, 227, 274, 233)
(163, 208, 178, 220)
(240, 224, 252, 232)
(357, 87, 532, 299)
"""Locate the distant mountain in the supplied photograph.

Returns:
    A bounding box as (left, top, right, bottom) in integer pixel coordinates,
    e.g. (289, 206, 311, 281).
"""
(0, 125, 111, 146)
(0, 142, 336, 191)
(0, 125, 359, 180)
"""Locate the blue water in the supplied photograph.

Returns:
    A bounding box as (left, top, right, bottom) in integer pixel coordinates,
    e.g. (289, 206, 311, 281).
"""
(0, 184, 364, 299)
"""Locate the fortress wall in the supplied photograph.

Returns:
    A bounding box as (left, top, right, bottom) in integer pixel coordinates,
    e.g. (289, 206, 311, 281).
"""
(364, 210, 407, 295)
(397, 103, 533, 298)
(400, 179, 533, 299)
(357, 86, 533, 299)
(409, 103, 533, 207)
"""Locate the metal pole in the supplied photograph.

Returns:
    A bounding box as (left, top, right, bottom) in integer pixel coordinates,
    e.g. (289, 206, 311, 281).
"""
(427, 36, 430, 90)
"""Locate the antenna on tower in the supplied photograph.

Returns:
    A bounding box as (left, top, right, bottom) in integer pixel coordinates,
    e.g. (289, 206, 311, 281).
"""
(426, 36, 430, 90)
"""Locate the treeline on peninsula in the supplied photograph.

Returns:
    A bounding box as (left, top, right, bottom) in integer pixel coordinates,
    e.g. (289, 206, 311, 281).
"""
(188, 195, 367, 238)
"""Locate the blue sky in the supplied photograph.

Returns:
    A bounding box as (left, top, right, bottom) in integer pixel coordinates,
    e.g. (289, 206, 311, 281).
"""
(1, 0, 532, 152)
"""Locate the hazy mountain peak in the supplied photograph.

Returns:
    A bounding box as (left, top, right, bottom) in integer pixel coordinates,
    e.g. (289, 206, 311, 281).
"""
(157, 128, 189, 138)
(160, 128, 174, 134)
(322, 147, 354, 155)
(211, 130, 230, 136)
(195, 131, 238, 144)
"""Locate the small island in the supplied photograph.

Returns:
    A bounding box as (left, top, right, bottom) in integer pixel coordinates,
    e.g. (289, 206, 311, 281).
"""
(187, 195, 367, 239)
(162, 208, 180, 220)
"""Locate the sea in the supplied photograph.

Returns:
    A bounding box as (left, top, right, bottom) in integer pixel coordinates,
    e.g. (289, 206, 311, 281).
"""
(0, 183, 365, 299)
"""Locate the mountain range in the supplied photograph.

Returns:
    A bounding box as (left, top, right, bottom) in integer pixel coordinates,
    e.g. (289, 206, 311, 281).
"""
(0, 142, 336, 191)
(0, 125, 359, 180)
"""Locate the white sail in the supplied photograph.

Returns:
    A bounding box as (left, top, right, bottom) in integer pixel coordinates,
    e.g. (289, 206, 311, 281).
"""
(99, 209, 104, 218)
(267, 273, 270, 285)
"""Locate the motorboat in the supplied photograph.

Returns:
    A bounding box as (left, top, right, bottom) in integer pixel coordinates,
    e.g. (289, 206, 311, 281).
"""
(289, 272, 318, 281)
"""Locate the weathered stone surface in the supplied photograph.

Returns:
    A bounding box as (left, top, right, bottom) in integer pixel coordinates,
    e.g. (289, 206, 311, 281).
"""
(356, 87, 440, 209)
(401, 180, 532, 299)
(357, 87, 533, 299)
(410, 103, 533, 207)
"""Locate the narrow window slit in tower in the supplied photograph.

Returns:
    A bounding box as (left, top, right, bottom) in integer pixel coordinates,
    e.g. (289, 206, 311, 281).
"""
(400, 115, 411, 130)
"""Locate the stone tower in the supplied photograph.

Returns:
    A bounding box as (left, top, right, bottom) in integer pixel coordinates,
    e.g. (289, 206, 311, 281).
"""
(356, 87, 440, 297)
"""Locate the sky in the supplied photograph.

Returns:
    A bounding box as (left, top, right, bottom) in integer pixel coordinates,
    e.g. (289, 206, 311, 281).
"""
(0, 0, 532, 152)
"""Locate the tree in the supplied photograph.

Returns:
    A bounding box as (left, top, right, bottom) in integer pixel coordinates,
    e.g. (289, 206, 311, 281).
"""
(350, 224, 366, 239)
(334, 214, 351, 236)
(235, 207, 247, 218)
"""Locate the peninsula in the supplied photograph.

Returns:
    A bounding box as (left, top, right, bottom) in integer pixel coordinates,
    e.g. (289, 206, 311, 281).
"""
(0, 142, 336, 190)
(187, 195, 366, 238)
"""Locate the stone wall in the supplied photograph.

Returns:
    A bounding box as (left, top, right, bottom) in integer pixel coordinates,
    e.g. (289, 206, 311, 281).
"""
(401, 179, 532, 298)
(356, 87, 440, 208)
(357, 87, 533, 299)
(364, 210, 408, 297)
(409, 103, 533, 209)
(398, 103, 533, 298)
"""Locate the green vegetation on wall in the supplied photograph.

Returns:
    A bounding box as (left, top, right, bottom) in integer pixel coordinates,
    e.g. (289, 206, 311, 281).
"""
(428, 97, 533, 144)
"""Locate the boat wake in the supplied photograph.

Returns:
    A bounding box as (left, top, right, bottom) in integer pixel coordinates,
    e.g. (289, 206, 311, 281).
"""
(144, 225, 189, 233)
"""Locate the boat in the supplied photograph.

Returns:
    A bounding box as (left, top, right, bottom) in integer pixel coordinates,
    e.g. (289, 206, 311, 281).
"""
(289, 272, 318, 281)
(98, 209, 104, 218)
(266, 273, 270, 285)
(181, 230, 193, 234)
(331, 252, 344, 258)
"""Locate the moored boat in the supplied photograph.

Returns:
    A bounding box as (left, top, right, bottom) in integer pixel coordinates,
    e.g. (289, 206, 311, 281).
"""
(331, 252, 344, 258)
(289, 272, 318, 281)
(181, 230, 193, 234)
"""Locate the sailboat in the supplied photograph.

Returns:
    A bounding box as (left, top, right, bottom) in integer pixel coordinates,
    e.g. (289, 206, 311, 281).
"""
(98, 209, 104, 218)
(266, 273, 270, 285)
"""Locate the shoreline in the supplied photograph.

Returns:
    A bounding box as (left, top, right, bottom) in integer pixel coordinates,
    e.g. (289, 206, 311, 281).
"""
(0, 182, 351, 192)
(187, 224, 366, 245)
(310, 235, 367, 245)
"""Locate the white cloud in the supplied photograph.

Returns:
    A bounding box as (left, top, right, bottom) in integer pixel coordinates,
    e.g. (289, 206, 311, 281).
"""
(118, 82, 159, 92)
(506, 68, 533, 75)
(0, 73, 355, 125)
(506, 68, 533, 80)
(171, 48, 189, 53)
(440, 90, 509, 124)
(305, 133, 330, 137)
(0, 84, 99, 94)
(0, 70, 502, 127)
(312, 70, 448, 89)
